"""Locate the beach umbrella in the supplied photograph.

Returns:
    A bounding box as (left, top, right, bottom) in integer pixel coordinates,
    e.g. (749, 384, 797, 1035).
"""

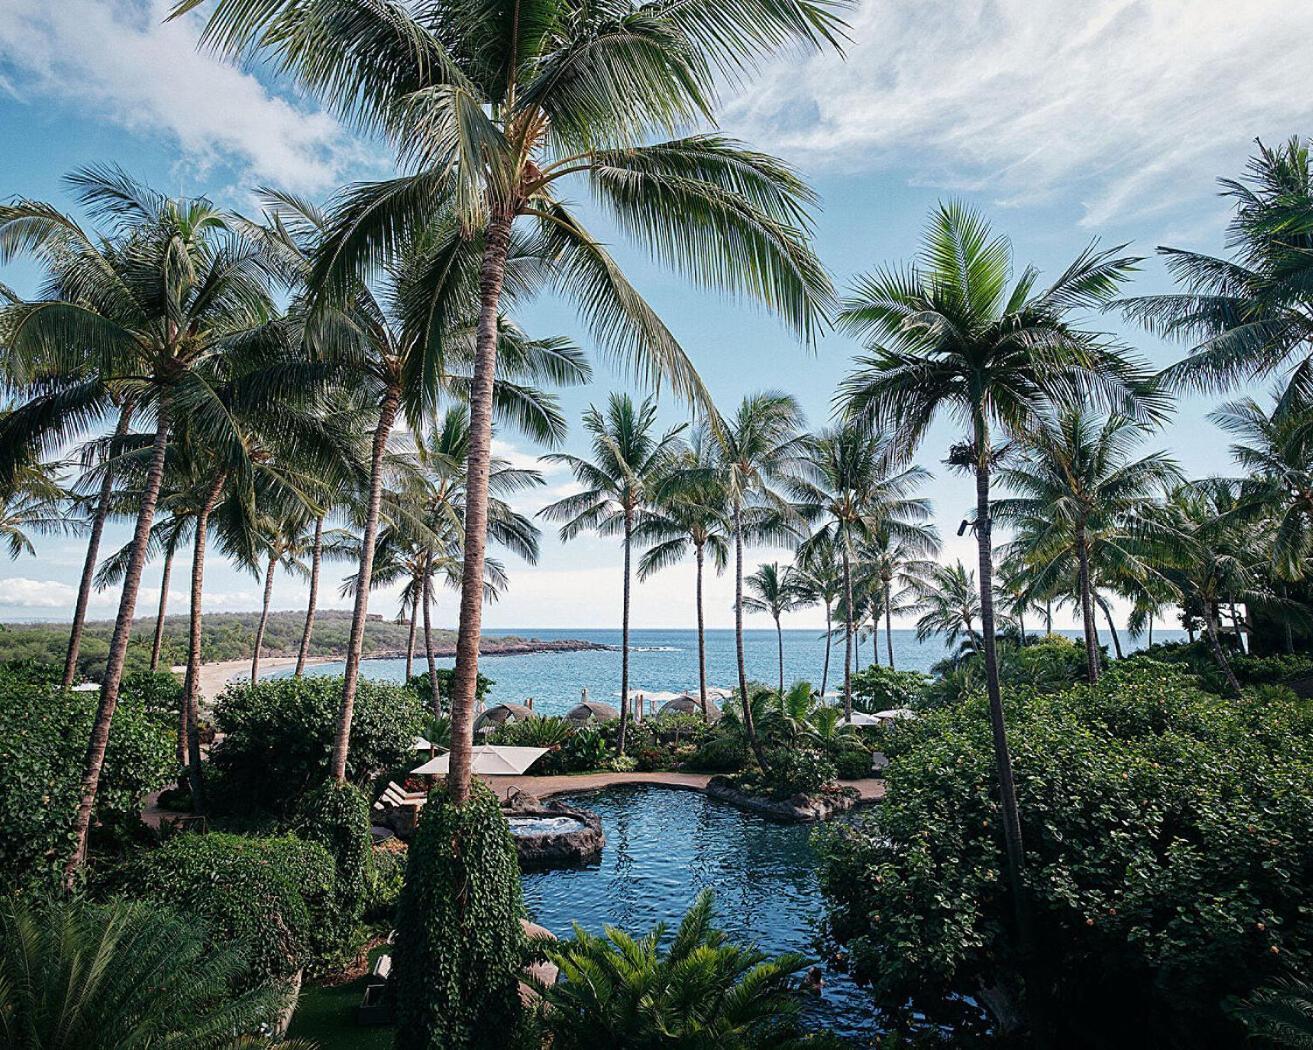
(873, 708, 916, 722)
(410, 736, 435, 750)
(842, 710, 882, 727)
(411, 745, 548, 777)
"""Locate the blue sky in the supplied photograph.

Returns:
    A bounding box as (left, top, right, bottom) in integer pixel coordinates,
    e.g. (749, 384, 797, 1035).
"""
(1, 0, 1310, 630)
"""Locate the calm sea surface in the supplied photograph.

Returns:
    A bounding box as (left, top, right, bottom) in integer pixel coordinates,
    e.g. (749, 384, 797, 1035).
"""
(297, 626, 1187, 717)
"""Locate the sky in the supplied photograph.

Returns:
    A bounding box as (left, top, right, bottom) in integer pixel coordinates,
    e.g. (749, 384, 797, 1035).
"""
(1, 0, 1311, 631)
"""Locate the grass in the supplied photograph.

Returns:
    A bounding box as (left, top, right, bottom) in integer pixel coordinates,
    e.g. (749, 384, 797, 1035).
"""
(287, 945, 393, 1050)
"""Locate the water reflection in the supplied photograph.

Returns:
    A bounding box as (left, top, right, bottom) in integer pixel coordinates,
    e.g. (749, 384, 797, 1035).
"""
(520, 785, 881, 1042)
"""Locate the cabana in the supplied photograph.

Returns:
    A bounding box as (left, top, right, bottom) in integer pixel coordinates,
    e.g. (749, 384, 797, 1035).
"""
(657, 694, 722, 722)
(473, 701, 537, 734)
(565, 700, 619, 726)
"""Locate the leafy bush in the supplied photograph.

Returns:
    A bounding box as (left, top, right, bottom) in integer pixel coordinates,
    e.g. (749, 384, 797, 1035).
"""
(209, 675, 425, 817)
(120, 832, 338, 984)
(761, 744, 836, 799)
(391, 779, 526, 1050)
(490, 715, 572, 748)
(0, 668, 173, 892)
(686, 730, 750, 773)
(832, 743, 873, 780)
(119, 669, 185, 729)
(0, 897, 287, 1048)
(559, 727, 608, 772)
(544, 889, 831, 1049)
(405, 668, 493, 707)
(850, 665, 931, 713)
(607, 754, 637, 773)
(295, 782, 371, 954)
(363, 841, 407, 926)
(816, 661, 1313, 1046)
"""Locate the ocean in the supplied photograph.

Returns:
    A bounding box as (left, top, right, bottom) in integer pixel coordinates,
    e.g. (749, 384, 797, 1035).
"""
(293, 627, 1187, 717)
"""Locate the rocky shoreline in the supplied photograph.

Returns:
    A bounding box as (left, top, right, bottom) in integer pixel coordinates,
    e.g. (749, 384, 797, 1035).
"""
(367, 637, 613, 660)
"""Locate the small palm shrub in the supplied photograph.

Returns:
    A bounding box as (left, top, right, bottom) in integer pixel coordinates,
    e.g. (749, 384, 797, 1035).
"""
(392, 779, 526, 1050)
(209, 675, 425, 817)
(559, 727, 608, 772)
(491, 715, 573, 748)
(544, 890, 832, 1049)
(0, 897, 288, 1048)
(1233, 975, 1313, 1048)
(118, 832, 337, 986)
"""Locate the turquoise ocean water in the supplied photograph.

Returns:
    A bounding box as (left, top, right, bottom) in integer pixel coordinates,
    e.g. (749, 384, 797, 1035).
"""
(295, 627, 1187, 716)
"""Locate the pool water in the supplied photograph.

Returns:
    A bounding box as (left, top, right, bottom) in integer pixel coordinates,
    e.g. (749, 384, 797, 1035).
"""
(519, 785, 882, 1042)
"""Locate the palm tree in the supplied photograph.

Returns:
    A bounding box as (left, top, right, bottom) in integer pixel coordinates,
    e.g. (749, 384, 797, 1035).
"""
(793, 424, 932, 718)
(1122, 138, 1313, 410)
(242, 191, 581, 785)
(178, 0, 841, 804)
(0, 454, 71, 560)
(788, 538, 844, 697)
(1235, 976, 1313, 1049)
(247, 515, 312, 686)
(992, 411, 1181, 683)
(544, 891, 816, 1050)
(911, 561, 983, 651)
(0, 897, 290, 1049)
(838, 202, 1160, 940)
(742, 562, 800, 696)
(709, 393, 808, 766)
(862, 524, 940, 671)
(636, 429, 729, 717)
(541, 395, 685, 753)
(0, 169, 296, 883)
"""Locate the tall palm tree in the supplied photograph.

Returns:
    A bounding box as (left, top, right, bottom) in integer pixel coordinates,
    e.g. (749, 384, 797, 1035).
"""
(1122, 138, 1313, 410)
(636, 430, 729, 717)
(0, 454, 71, 560)
(709, 394, 807, 765)
(247, 515, 312, 686)
(793, 424, 932, 718)
(0, 168, 297, 883)
(862, 524, 940, 671)
(541, 395, 685, 753)
(742, 562, 800, 696)
(243, 191, 580, 784)
(992, 411, 1181, 683)
(838, 202, 1161, 943)
(788, 537, 843, 697)
(910, 560, 983, 652)
(178, 0, 841, 805)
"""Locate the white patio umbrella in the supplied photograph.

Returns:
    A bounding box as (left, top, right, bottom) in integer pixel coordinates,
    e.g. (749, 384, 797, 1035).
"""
(410, 735, 436, 750)
(873, 708, 916, 722)
(411, 745, 548, 777)
(842, 710, 882, 727)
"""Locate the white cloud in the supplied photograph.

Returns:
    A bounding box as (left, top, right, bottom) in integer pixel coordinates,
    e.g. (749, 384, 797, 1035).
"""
(0, 577, 78, 609)
(0, 0, 362, 193)
(725, 0, 1313, 225)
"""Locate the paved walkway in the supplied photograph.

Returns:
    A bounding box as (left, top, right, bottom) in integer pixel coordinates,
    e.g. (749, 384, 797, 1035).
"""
(486, 769, 885, 803)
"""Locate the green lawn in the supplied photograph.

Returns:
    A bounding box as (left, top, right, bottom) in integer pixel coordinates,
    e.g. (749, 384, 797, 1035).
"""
(287, 946, 393, 1050)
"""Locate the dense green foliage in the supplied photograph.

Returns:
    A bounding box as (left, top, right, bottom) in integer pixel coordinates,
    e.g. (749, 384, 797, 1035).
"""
(849, 665, 931, 713)
(0, 897, 288, 1049)
(391, 780, 526, 1050)
(119, 832, 337, 985)
(1128, 640, 1313, 695)
(363, 843, 408, 926)
(406, 669, 493, 706)
(922, 634, 1088, 708)
(0, 665, 172, 892)
(210, 675, 424, 816)
(295, 782, 372, 956)
(543, 890, 832, 1050)
(816, 661, 1313, 1046)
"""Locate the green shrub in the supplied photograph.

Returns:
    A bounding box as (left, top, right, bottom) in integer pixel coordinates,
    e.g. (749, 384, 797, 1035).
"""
(392, 780, 526, 1050)
(816, 661, 1313, 1046)
(850, 665, 931, 713)
(559, 727, 607, 772)
(490, 715, 572, 748)
(761, 744, 836, 799)
(120, 832, 338, 985)
(0, 668, 173, 892)
(210, 675, 425, 817)
(119, 669, 185, 729)
(832, 743, 873, 780)
(363, 842, 407, 926)
(405, 669, 493, 708)
(296, 782, 371, 954)
(687, 731, 750, 773)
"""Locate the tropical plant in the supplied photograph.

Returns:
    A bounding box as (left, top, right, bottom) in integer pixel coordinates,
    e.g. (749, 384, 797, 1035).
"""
(838, 201, 1161, 948)
(1234, 976, 1313, 1049)
(174, 0, 842, 806)
(540, 394, 685, 753)
(862, 525, 940, 671)
(742, 561, 802, 696)
(544, 889, 827, 1050)
(0, 454, 71, 561)
(0, 898, 291, 1049)
(909, 560, 983, 652)
(789, 534, 845, 696)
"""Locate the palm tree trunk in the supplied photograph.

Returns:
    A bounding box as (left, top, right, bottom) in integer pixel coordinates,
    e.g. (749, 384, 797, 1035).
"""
(181, 470, 226, 815)
(150, 540, 175, 674)
(775, 613, 784, 696)
(295, 513, 323, 677)
(1204, 607, 1243, 697)
(423, 554, 439, 717)
(65, 398, 171, 887)
(1046, 598, 1053, 636)
(840, 538, 854, 721)
(1076, 525, 1100, 684)
(63, 400, 134, 688)
(871, 616, 878, 667)
(1100, 600, 1124, 660)
(1148, 618, 1154, 648)
(617, 512, 634, 754)
(732, 506, 765, 767)
(1019, 610, 1027, 646)
(820, 602, 832, 698)
(250, 552, 277, 686)
(885, 582, 895, 670)
(695, 541, 708, 719)
(448, 209, 514, 805)
(973, 438, 1029, 945)
(405, 586, 419, 681)
(329, 383, 401, 783)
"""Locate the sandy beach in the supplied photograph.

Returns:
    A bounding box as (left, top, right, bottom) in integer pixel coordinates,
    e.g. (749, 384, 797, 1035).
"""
(187, 656, 334, 701)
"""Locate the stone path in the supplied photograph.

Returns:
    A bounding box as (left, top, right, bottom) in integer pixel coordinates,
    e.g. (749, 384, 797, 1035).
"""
(484, 769, 885, 803)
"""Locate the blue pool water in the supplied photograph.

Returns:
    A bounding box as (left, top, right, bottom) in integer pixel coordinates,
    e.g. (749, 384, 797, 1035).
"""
(297, 627, 1186, 717)
(520, 784, 881, 1042)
